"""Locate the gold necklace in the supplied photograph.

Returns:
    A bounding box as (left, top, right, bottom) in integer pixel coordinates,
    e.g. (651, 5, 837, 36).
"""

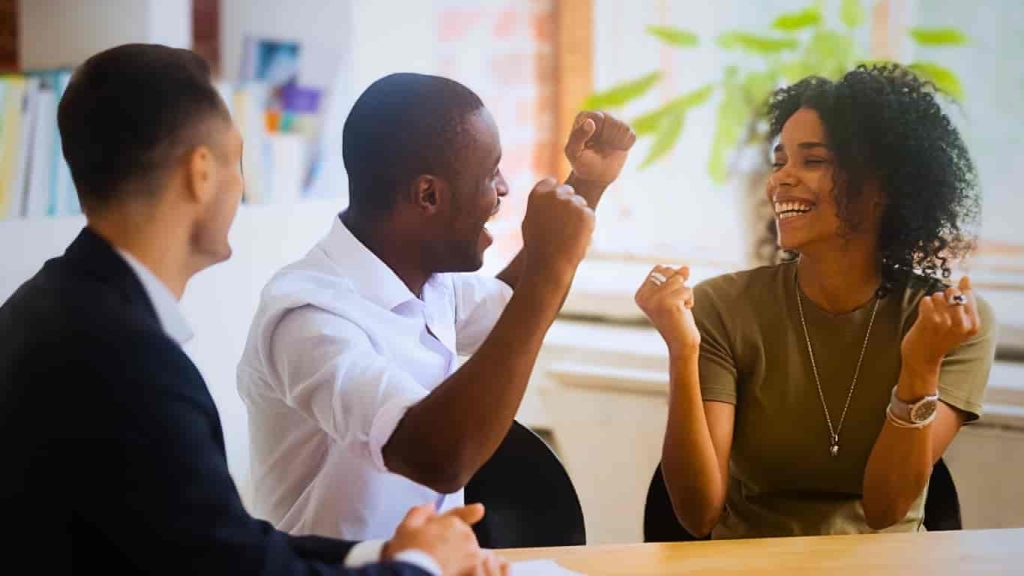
(795, 278, 880, 457)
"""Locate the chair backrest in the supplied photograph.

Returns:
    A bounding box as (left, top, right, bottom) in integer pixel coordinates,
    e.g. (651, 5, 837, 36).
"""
(643, 464, 705, 543)
(464, 421, 586, 549)
(644, 458, 962, 540)
(924, 458, 962, 531)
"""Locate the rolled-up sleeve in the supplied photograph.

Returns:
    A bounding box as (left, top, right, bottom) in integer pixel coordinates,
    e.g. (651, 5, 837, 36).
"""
(452, 274, 513, 356)
(268, 306, 428, 473)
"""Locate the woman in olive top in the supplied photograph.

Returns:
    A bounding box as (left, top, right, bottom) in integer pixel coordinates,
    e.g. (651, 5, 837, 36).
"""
(635, 65, 997, 539)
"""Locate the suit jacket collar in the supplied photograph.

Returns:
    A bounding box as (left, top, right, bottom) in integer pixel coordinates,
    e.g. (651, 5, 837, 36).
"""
(62, 227, 162, 331)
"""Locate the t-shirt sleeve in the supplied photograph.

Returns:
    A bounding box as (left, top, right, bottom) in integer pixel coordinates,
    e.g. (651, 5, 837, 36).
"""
(937, 294, 998, 422)
(693, 281, 739, 405)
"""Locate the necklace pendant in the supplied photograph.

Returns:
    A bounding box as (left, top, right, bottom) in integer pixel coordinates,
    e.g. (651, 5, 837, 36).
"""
(830, 443, 840, 457)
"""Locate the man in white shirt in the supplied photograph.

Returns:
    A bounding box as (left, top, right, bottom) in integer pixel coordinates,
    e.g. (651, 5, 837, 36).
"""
(0, 44, 502, 576)
(238, 73, 636, 540)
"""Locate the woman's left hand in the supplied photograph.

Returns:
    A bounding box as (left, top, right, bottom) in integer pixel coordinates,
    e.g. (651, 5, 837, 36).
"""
(900, 276, 980, 376)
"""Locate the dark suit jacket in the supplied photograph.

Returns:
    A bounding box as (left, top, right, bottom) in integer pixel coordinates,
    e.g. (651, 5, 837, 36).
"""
(0, 229, 430, 576)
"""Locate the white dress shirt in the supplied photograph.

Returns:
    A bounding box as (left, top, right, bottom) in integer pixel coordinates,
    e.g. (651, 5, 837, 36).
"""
(117, 249, 193, 346)
(117, 247, 439, 574)
(237, 217, 513, 541)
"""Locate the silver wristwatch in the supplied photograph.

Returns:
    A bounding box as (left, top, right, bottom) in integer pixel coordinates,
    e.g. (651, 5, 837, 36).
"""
(888, 386, 940, 426)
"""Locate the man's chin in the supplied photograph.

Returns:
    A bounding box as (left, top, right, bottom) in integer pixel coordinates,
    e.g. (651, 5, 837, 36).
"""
(456, 255, 485, 273)
(452, 251, 486, 273)
(195, 244, 233, 274)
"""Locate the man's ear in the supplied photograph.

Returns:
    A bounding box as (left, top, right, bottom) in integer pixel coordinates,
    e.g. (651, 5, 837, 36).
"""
(407, 175, 449, 215)
(186, 145, 217, 206)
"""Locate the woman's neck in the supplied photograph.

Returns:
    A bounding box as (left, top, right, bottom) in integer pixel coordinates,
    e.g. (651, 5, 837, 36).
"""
(796, 243, 882, 314)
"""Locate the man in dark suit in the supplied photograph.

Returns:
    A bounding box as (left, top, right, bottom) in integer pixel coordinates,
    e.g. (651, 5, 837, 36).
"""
(0, 44, 506, 576)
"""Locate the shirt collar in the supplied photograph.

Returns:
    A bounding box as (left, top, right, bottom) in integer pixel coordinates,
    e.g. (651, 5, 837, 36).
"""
(319, 216, 420, 311)
(115, 249, 194, 346)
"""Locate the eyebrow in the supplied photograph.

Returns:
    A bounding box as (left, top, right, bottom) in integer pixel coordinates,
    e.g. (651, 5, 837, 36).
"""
(773, 141, 830, 153)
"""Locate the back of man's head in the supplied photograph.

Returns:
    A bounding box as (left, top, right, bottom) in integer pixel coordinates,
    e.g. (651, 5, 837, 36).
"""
(342, 72, 484, 214)
(58, 43, 230, 213)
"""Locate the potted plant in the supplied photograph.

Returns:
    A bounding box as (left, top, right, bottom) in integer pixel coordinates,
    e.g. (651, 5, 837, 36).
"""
(586, 0, 967, 264)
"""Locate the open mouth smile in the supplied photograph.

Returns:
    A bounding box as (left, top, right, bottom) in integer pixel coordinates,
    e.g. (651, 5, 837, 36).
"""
(774, 200, 814, 220)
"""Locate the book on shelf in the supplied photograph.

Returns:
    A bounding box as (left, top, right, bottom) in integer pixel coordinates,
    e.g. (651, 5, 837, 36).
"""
(0, 69, 75, 222)
(0, 76, 28, 220)
(24, 84, 55, 219)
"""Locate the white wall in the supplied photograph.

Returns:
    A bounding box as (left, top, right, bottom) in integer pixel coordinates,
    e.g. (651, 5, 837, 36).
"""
(18, 0, 192, 69)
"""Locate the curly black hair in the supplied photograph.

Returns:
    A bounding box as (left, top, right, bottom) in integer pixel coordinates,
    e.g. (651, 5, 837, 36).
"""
(765, 64, 980, 288)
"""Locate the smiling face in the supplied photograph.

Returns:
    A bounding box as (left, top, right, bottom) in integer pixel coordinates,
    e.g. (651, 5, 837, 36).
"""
(766, 107, 881, 254)
(436, 108, 509, 272)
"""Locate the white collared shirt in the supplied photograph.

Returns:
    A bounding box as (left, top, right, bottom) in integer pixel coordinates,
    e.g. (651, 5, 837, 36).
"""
(117, 249, 193, 346)
(237, 217, 513, 541)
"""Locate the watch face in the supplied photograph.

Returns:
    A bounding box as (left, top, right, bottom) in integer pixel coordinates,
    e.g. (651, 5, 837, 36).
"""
(911, 399, 938, 422)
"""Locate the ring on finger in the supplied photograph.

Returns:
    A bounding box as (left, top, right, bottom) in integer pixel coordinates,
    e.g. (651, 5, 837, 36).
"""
(649, 271, 668, 286)
(948, 293, 967, 306)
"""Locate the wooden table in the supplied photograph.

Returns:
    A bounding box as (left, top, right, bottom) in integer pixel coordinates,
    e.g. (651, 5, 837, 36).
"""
(499, 528, 1024, 575)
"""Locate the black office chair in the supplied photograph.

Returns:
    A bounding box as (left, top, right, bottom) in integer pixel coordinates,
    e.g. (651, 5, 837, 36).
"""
(643, 458, 962, 541)
(924, 458, 962, 531)
(464, 421, 586, 549)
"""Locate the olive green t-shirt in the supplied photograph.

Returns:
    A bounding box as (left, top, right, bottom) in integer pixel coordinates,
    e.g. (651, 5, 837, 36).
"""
(692, 262, 997, 540)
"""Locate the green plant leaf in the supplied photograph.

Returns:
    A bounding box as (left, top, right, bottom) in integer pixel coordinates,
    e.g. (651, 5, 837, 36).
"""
(717, 32, 799, 54)
(584, 72, 661, 109)
(708, 84, 749, 182)
(840, 0, 865, 28)
(771, 6, 822, 32)
(909, 27, 968, 46)
(633, 84, 715, 135)
(641, 109, 686, 168)
(633, 108, 672, 136)
(739, 71, 779, 108)
(908, 61, 965, 100)
(647, 25, 699, 47)
(802, 30, 857, 79)
(779, 59, 811, 82)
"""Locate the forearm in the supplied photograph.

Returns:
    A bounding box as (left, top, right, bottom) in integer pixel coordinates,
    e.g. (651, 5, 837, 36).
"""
(495, 250, 525, 290)
(383, 270, 572, 492)
(565, 172, 609, 210)
(661, 351, 727, 537)
(862, 364, 940, 529)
